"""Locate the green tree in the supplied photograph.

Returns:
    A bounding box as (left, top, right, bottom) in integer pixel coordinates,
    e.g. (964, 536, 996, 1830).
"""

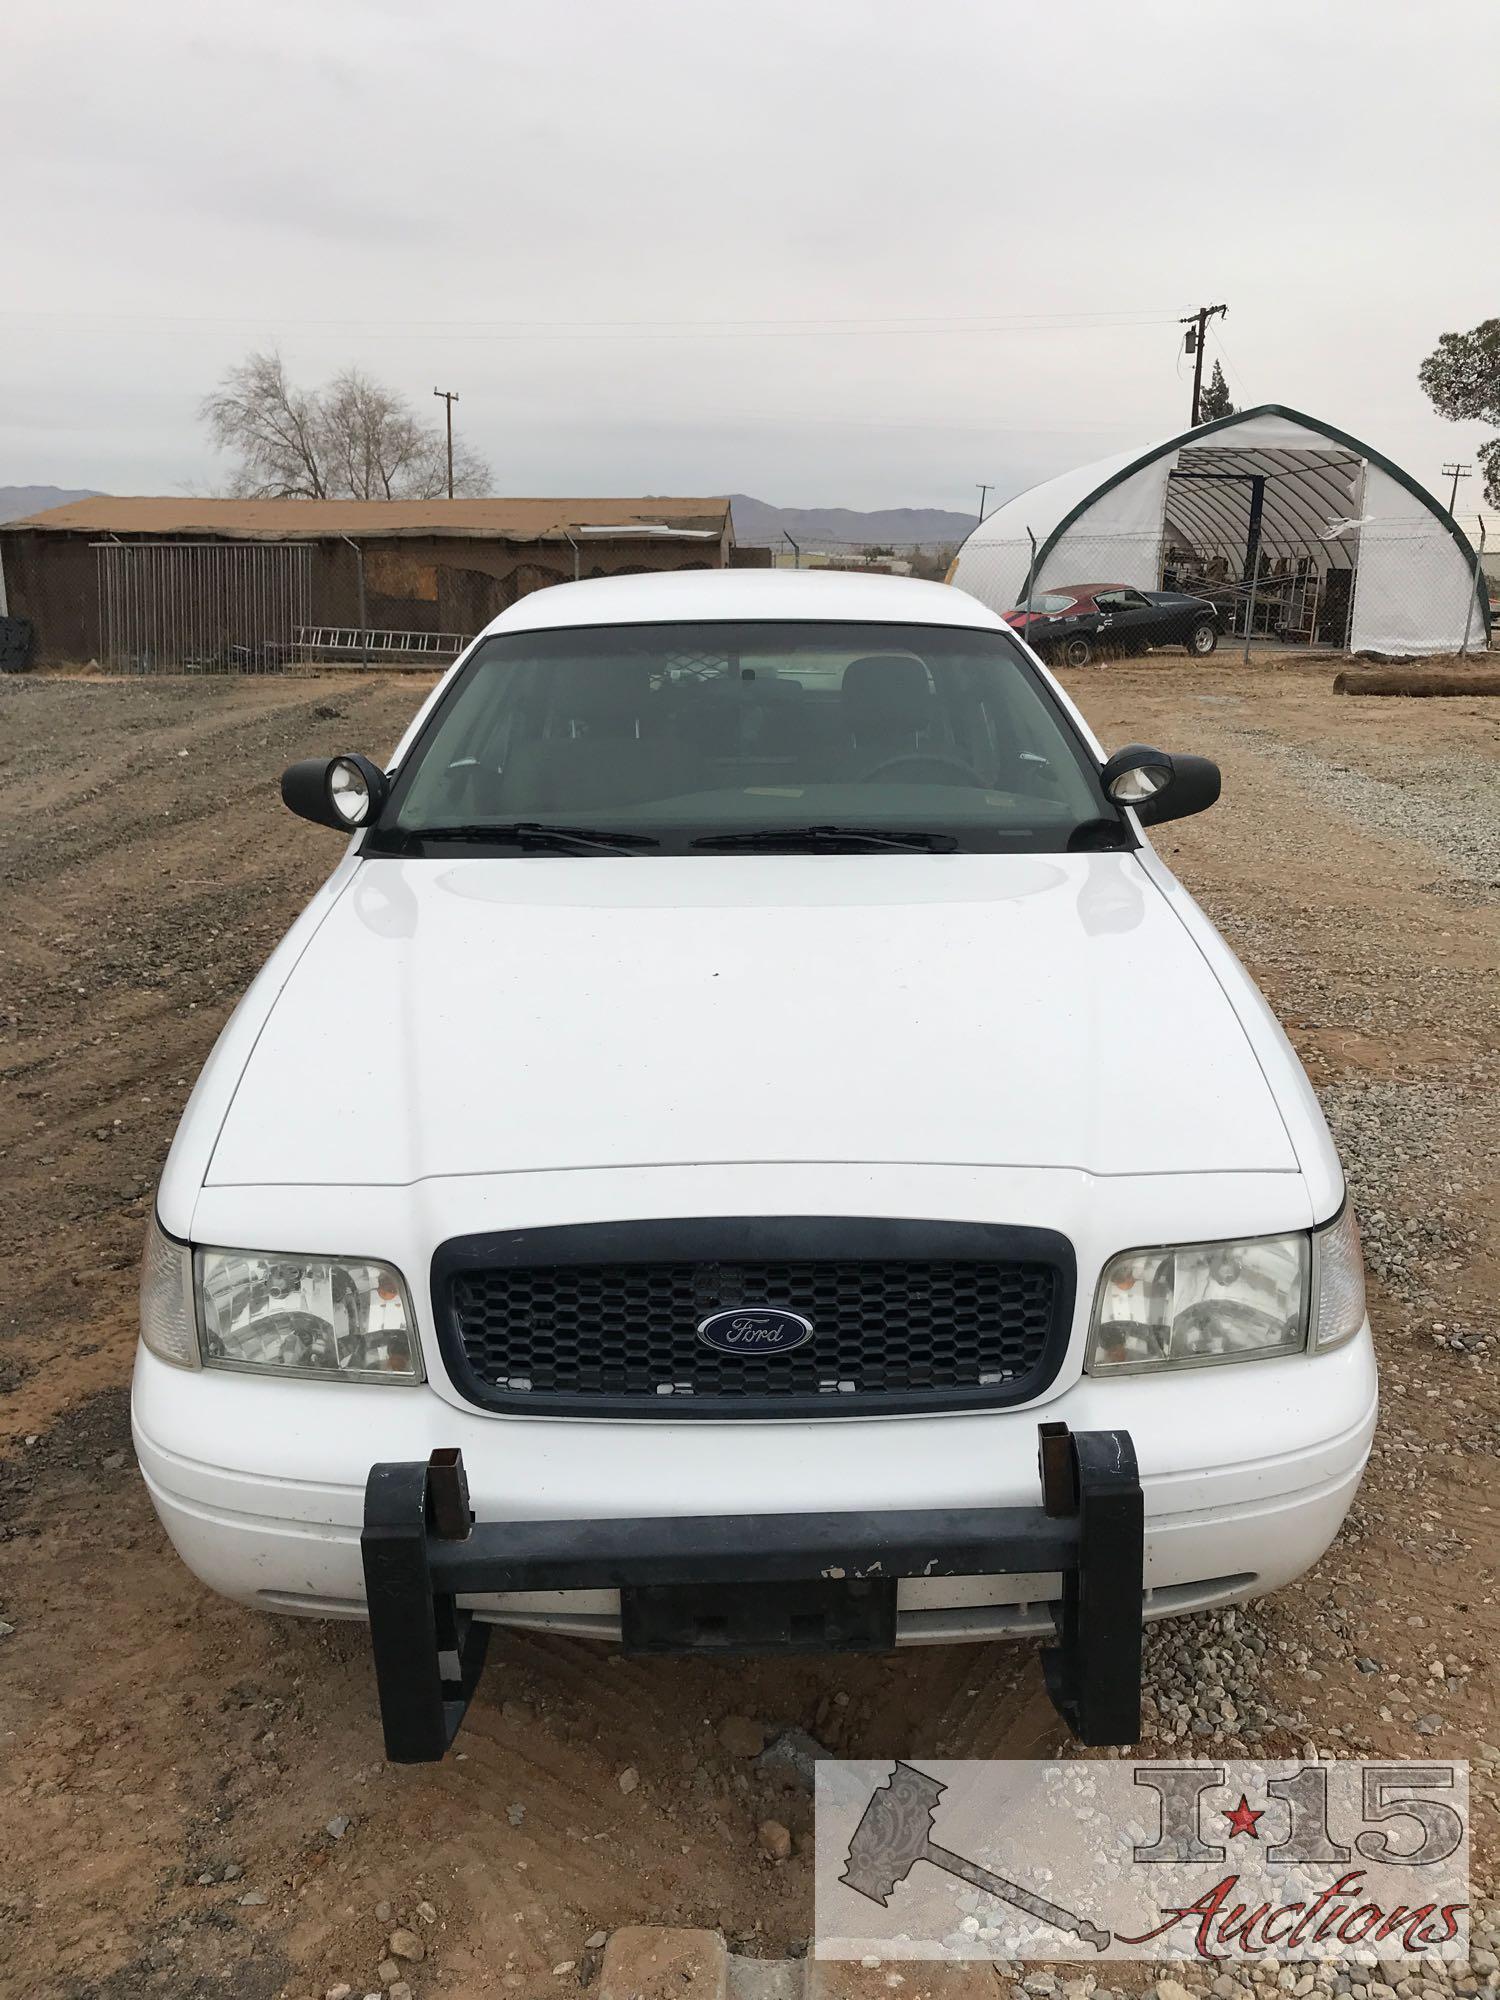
(1418, 318, 1500, 508)
(1199, 360, 1234, 422)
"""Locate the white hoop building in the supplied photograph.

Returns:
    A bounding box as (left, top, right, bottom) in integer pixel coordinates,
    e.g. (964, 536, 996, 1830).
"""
(951, 405, 1489, 657)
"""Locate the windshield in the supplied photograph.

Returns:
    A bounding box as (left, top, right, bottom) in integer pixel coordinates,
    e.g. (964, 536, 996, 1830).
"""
(377, 619, 1120, 853)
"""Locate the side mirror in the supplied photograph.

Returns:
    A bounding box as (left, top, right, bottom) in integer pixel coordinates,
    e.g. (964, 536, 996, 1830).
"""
(1100, 743, 1220, 826)
(281, 754, 389, 831)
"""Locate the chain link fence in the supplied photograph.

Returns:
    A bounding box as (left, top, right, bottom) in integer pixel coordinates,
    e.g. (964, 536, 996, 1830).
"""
(1, 511, 1491, 675)
(955, 522, 1493, 661)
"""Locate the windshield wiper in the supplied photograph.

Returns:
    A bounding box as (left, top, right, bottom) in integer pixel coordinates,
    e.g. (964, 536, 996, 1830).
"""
(397, 821, 661, 854)
(690, 824, 958, 853)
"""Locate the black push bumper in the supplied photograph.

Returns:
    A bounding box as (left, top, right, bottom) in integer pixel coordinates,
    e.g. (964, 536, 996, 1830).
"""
(359, 1422, 1144, 1763)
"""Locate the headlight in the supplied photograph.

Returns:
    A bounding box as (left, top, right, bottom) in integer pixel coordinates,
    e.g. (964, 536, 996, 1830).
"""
(1088, 1231, 1309, 1374)
(196, 1249, 420, 1382)
(141, 1214, 201, 1369)
(1310, 1203, 1366, 1351)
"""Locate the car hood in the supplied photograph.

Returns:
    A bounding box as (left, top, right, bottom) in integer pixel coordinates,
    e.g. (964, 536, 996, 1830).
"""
(205, 852, 1297, 1187)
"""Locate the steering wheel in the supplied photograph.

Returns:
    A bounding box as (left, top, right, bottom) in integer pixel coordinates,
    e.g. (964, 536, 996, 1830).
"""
(858, 751, 989, 786)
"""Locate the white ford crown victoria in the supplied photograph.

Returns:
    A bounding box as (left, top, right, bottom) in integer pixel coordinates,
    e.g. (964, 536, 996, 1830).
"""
(134, 569, 1374, 1758)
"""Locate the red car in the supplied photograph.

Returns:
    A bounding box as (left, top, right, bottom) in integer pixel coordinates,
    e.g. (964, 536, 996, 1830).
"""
(1004, 584, 1221, 667)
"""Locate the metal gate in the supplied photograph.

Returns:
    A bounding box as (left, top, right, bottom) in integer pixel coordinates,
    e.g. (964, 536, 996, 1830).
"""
(94, 540, 312, 672)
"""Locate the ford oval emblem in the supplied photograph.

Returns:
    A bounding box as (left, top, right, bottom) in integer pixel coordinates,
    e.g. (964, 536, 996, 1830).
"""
(696, 1306, 813, 1356)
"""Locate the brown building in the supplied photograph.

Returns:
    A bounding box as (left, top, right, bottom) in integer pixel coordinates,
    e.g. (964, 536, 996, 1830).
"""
(0, 495, 733, 667)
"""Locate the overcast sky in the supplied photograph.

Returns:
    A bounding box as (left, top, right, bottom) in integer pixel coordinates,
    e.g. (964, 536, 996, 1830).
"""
(4, 0, 1497, 525)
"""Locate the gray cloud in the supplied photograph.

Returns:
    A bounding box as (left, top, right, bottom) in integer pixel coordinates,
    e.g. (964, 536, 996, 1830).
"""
(4, 0, 1496, 522)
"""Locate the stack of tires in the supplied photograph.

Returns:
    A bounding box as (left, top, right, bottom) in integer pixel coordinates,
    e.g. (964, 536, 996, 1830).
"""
(0, 617, 37, 673)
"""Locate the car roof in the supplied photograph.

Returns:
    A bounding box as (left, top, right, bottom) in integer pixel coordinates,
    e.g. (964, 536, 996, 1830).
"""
(1004, 584, 1101, 612)
(1004, 585, 1124, 609)
(480, 567, 1009, 638)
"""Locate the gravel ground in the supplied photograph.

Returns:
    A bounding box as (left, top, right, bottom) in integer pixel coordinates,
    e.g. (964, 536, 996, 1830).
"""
(1223, 727, 1500, 890)
(1058, 661, 1499, 1999)
(0, 660, 1495, 1999)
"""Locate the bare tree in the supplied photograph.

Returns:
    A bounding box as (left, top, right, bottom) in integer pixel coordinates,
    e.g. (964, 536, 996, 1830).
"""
(200, 351, 491, 500)
(443, 435, 492, 502)
(201, 351, 329, 498)
(321, 369, 432, 499)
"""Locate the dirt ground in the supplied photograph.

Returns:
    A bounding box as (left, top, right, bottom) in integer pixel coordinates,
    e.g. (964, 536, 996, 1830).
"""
(1, 658, 1495, 2000)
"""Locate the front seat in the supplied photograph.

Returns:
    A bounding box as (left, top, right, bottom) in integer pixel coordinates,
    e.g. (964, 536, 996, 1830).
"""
(841, 654, 934, 760)
(549, 656, 655, 738)
(499, 657, 697, 812)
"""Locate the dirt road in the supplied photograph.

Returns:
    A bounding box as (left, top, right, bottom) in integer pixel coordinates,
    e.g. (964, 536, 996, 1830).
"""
(1, 660, 1495, 2000)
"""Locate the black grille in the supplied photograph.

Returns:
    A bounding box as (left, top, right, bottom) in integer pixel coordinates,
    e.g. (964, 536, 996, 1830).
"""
(434, 1218, 1073, 1419)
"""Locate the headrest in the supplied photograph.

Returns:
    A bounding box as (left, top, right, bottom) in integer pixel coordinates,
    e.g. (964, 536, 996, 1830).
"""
(549, 658, 653, 728)
(841, 654, 933, 727)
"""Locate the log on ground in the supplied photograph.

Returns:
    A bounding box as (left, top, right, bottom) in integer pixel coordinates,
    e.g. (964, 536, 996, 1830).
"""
(1335, 668, 1500, 696)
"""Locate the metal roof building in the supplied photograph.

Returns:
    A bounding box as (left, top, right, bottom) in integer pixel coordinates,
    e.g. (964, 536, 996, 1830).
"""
(0, 495, 732, 669)
(951, 406, 1489, 656)
(1, 495, 731, 543)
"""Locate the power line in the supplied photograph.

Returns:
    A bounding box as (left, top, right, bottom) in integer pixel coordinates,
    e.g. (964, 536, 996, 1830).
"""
(1208, 321, 1249, 404)
(0, 306, 1186, 344)
(0, 303, 1182, 331)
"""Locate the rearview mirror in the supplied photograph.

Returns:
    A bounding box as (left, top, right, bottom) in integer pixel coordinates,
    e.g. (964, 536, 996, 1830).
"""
(281, 754, 389, 831)
(1100, 743, 1220, 826)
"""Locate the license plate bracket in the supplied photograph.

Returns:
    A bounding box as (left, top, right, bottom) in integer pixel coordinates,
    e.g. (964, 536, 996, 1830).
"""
(620, 1575, 897, 1655)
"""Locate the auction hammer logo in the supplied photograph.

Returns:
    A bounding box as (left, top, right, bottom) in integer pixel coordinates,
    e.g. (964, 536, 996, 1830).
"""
(841, 1761, 1111, 1951)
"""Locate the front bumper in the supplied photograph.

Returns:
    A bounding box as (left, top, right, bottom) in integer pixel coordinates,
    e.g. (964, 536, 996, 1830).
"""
(133, 1326, 1377, 1635)
(362, 1424, 1144, 1760)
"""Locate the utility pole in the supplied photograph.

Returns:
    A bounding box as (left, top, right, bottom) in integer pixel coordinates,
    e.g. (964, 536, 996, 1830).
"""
(433, 387, 459, 498)
(976, 483, 992, 524)
(1442, 462, 1471, 515)
(1179, 305, 1228, 426)
(782, 529, 801, 570)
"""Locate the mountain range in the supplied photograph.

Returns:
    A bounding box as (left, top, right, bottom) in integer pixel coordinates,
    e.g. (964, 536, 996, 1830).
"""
(730, 494, 974, 553)
(1, 484, 976, 553)
(0, 485, 103, 524)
